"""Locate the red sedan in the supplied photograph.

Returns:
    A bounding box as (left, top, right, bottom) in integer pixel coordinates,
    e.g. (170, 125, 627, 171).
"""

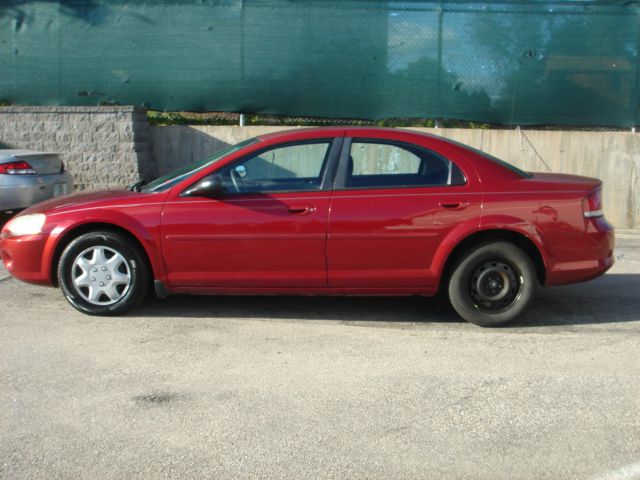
(0, 127, 614, 326)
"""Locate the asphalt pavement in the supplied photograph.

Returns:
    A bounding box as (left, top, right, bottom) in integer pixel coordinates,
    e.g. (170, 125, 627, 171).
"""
(1, 233, 639, 480)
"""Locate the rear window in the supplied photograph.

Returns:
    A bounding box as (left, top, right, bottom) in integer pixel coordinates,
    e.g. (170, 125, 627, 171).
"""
(473, 148, 532, 178)
(443, 139, 532, 178)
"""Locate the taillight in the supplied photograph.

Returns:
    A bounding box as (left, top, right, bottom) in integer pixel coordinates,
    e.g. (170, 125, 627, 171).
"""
(582, 189, 603, 218)
(60, 160, 65, 173)
(0, 161, 36, 175)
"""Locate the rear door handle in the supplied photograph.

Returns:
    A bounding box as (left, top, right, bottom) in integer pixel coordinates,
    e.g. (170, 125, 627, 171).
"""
(286, 205, 316, 215)
(439, 201, 470, 210)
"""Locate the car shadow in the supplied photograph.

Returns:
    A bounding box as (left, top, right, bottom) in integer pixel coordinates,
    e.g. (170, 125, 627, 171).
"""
(138, 292, 461, 324)
(134, 273, 640, 328)
(508, 273, 640, 328)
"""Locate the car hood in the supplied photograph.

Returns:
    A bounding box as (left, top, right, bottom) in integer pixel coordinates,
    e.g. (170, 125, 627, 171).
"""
(22, 189, 153, 215)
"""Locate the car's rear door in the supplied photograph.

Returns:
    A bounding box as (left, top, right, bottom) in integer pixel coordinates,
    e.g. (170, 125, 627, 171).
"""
(327, 135, 481, 288)
(161, 137, 342, 288)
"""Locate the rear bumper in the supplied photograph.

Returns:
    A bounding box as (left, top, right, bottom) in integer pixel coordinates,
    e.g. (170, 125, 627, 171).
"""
(0, 233, 53, 286)
(0, 172, 74, 212)
(546, 218, 615, 286)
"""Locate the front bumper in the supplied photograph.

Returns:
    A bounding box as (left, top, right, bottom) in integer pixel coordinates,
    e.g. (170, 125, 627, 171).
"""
(0, 233, 53, 286)
(0, 172, 74, 212)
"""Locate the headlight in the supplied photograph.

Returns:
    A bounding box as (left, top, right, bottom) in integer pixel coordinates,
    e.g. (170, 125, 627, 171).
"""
(5, 213, 47, 236)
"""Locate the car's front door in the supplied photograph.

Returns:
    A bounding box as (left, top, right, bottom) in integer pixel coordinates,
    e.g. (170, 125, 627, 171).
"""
(161, 138, 341, 288)
(327, 137, 481, 288)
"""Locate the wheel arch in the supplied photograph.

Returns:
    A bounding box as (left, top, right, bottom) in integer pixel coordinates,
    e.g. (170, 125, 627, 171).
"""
(49, 221, 159, 288)
(438, 228, 548, 293)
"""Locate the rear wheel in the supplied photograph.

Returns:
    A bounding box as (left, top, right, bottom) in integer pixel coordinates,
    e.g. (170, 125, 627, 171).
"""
(447, 242, 536, 327)
(58, 231, 149, 316)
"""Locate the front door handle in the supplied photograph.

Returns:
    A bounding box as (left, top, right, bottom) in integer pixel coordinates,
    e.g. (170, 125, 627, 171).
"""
(286, 205, 316, 215)
(439, 201, 470, 210)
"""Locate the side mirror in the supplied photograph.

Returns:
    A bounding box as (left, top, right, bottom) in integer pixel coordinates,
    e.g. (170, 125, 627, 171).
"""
(181, 174, 224, 198)
(235, 165, 247, 178)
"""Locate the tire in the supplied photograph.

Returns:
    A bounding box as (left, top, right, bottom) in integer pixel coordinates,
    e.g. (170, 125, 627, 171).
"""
(447, 241, 536, 327)
(57, 231, 150, 316)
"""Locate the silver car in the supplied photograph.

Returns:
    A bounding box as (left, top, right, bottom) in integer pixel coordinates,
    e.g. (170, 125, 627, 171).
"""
(0, 150, 74, 214)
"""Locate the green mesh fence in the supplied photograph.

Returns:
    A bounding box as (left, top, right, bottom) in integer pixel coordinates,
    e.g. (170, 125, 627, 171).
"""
(1, 1, 638, 127)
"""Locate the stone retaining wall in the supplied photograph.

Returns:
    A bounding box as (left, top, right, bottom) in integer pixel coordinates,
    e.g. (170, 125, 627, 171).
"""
(0, 106, 154, 191)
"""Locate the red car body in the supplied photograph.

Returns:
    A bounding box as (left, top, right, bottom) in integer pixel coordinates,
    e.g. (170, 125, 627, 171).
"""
(0, 127, 614, 323)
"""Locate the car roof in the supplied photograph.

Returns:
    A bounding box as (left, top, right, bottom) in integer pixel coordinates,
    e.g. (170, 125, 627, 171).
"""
(256, 126, 455, 145)
(256, 127, 346, 142)
(255, 126, 526, 181)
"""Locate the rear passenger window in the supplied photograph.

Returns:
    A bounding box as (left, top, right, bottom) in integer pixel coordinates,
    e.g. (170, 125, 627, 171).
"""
(346, 140, 465, 188)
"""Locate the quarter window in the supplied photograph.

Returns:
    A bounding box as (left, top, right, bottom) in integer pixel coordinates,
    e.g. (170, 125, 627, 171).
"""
(346, 140, 465, 188)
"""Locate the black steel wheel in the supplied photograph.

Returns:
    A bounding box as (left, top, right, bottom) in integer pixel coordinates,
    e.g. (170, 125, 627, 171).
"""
(447, 242, 536, 327)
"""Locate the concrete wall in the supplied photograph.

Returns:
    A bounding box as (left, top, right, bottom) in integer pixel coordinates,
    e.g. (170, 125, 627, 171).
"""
(0, 106, 155, 191)
(150, 125, 640, 229)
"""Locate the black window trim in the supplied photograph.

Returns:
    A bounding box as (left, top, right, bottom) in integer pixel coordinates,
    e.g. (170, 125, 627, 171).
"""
(182, 137, 344, 197)
(333, 137, 468, 191)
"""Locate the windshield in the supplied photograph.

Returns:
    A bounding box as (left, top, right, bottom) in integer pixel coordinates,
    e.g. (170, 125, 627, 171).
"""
(142, 137, 259, 192)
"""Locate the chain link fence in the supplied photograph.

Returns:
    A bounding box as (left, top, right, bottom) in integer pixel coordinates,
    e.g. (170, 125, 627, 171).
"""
(1, 0, 638, 127)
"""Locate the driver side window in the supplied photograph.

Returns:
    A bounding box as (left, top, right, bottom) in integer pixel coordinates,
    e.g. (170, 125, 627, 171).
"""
(216, 141, 331, 194)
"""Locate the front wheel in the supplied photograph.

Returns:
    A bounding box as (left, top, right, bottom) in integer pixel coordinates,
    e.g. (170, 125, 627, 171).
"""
(447, 242, 537, 327)
(58, 231, 149, 316)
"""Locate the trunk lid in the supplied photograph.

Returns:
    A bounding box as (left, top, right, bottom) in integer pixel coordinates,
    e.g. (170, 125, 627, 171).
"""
(525, 172, 601, 192)
(11, 152, 63, 175)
